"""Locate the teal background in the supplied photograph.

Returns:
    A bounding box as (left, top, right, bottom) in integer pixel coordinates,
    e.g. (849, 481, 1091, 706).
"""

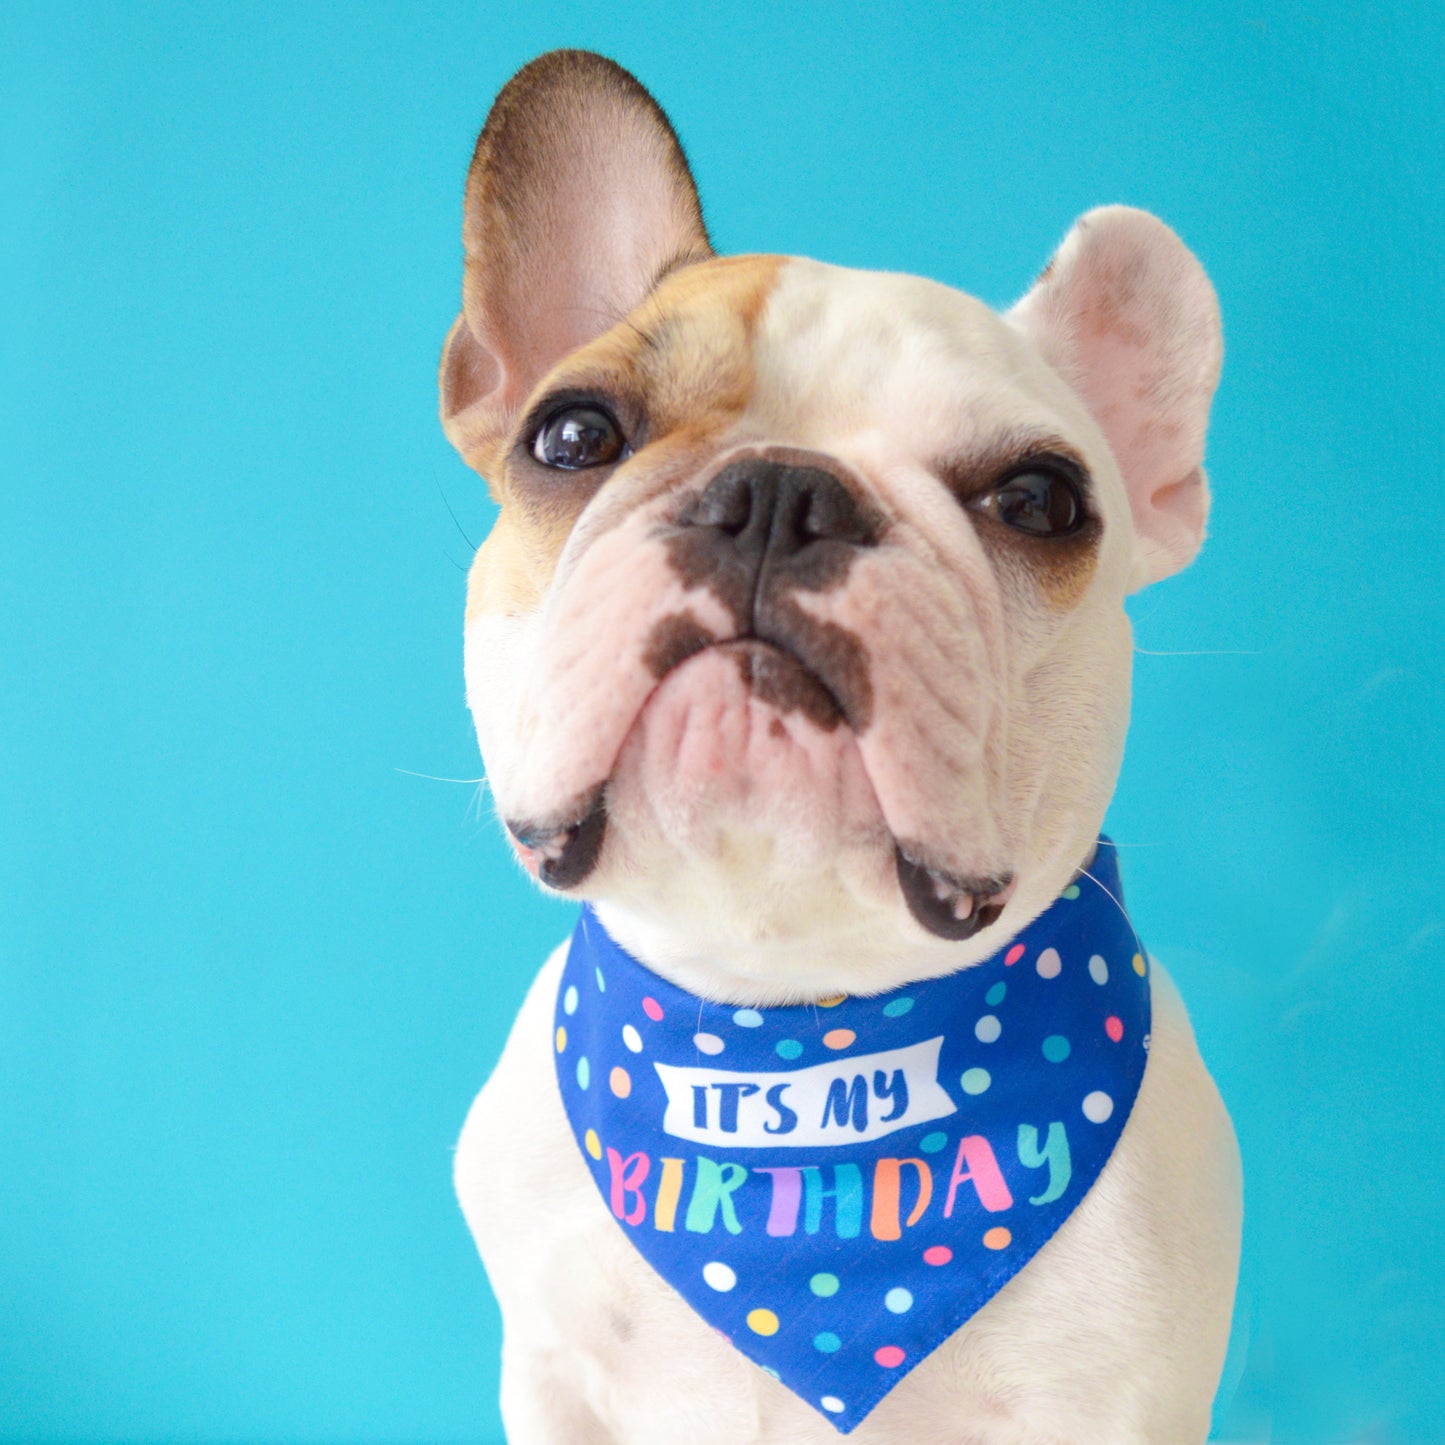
(2, 2, 1441, 1442)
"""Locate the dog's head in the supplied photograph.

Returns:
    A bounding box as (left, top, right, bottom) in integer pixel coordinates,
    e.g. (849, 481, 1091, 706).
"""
(440, 51, 1220, 999)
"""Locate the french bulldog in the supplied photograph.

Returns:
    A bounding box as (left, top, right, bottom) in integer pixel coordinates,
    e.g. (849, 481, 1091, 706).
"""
(442, 49, 1241, 1445)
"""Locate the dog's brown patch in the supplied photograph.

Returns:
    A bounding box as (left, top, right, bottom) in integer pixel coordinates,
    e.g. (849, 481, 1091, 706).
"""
(465, 255, 787, 622)
(643, 610, 719, 679)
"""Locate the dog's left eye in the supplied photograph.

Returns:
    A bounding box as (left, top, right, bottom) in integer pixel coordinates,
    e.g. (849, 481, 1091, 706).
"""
(987, 466, 1085, 537)
(531, 405, 629, 470)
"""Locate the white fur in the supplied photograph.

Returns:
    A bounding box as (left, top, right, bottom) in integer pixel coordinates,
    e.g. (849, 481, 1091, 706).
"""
(455, 242, 1240, 1440)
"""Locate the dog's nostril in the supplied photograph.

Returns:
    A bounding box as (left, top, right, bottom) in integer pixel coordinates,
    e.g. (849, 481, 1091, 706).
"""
(689, 460, 873, 561)
(691, 470, 755, 536)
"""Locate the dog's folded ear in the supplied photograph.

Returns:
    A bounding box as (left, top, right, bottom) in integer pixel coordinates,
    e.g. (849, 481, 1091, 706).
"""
(1009, 208, 1222, 590)
(440, 51, 712, 476)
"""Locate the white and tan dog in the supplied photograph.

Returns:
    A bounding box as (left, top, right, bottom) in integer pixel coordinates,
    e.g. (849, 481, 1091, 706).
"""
(443, 50, 1240, 1445)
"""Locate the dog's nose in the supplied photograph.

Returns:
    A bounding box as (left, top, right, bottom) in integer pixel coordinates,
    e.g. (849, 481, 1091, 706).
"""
(684, 458, 877, 574)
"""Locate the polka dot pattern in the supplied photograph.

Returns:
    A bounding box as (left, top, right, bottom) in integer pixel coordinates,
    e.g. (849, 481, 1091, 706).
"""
(551, 840, 1150, 1434)
(702, 1261, 736, 1292)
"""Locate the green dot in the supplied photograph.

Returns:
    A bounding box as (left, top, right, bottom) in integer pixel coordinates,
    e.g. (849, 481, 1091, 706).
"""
(961, 1067, 991, 1095)
(813, 1331, 842, 1353)
(1062, 883, 1081, 900)
(882, 996, 914, 1018)
(919, 1130, 948, 1154)
(810, 1272, 840, 1297)
(985, 981, 1006, 1007)
(1042, 1034, 1072, 1063)
(775, 1038, 803, 1061)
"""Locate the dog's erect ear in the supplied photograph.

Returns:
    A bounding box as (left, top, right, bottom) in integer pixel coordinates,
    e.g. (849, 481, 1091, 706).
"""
(1009, 207, 1222, 590)
(440, 51, 712, 473)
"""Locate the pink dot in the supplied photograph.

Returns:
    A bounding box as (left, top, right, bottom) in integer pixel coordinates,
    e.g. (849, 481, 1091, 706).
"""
(923, 1245, 952, 1266)
(1105, 1015, 1124, 1042)
(1005, 944, 1025, 966)
(642, 997, 664, 1022)
(874, 1345, 906, 1368)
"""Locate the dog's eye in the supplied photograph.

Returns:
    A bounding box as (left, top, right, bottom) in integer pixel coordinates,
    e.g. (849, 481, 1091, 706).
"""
(531, 405, 628, 470)
(990, 467, 1084, 537)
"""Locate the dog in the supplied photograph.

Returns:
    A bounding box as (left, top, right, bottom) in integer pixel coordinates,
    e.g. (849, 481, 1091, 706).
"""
(442, 49, 1241, 1445)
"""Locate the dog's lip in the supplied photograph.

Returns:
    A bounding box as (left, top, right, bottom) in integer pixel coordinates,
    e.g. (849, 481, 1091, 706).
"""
(894, 845, 1015, 942)
(505, 794, 608, 891)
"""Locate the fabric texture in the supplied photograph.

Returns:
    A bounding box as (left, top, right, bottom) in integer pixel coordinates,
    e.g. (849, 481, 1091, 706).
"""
(553, 842, 1150, 1432)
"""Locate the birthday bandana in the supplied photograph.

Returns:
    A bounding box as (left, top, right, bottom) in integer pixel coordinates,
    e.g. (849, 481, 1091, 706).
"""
(553, 843, 1150, 1433)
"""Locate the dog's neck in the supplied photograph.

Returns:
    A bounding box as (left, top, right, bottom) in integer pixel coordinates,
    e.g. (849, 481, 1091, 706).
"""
(591, 836, 1105, 1007)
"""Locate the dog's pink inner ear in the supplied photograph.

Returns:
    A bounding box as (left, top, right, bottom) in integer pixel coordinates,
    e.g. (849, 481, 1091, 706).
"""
(1009, 207, 1222, 590)
(439, 50, 712, 471)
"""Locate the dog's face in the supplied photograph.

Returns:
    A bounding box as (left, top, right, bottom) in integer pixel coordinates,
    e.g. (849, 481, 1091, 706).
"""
(441, 52, 1220, 998)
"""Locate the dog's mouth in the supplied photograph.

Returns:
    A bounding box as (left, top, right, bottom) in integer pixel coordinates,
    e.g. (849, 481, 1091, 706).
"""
(893, 846, 1015, 941)
(505, 795, 609, 891)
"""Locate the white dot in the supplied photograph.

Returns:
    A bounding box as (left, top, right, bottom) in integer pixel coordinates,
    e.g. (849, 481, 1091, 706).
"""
(694, 1032, 725, 1055)
(702, 1261, 736, 1291)
(1036, 947, 1062, 979)
(1083, 1090, 1114, 1123)
(885, 1287, 913, 1313)
(975, 1014, 1002, 1043)
(1088, 954, 1108, 986)
(821, 1396, 845, 1414)
(563, 985, 578, 1015)
(622, 1023, 643, 1053)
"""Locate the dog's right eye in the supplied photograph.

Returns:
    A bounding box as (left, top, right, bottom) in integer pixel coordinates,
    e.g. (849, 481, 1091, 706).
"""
(531, 405, 629, 470)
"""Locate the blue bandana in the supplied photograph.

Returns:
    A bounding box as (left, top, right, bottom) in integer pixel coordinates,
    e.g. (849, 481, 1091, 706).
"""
(552, 843, 1149, 1433)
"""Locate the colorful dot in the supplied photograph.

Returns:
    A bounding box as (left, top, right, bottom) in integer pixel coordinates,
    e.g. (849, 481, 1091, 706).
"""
(1036, 947, 1062, 979)
(1105, 1015, 1124, 1042)
(775, 1038, 803, 1061)
(810, 1272, 840, 1297)
(919, 1130, 948, 1153)
(594, 966, 606, 992)
(762, 1367, 780, 1381)
(923, 1245, 953, 1266)
(814, 1331, 842, 1353)
(985, 981, 1007, 1006)
(885, 1287, 913, 1313)
(882, 997, 914, 1018)
(1004, 943, 1025, 966)
(584, 1128, 602, 1160)
(821, 1396, 845, 1414)
(563, 985, 579, 1015)
(1041, 1034, 1071, 1063)
(554, 1026, 567, 1053)
(874, 1345, 906, 1368)
(609, 1066, 631, 1098)
(961, 1067, 991, 1094)
(702, 1261, 736, 1291)
(1133, 953, 1147, 977)
(975, 1014, 1001, 1043)
(818, 994, 847, 1008)
(733, 1008, 764, 1028)
(621, 1023, 643, 1053)
(576, 1057, 590, 1089)
(694, 1032, 725, 1055)
(1083, 1090, 1115, 1123)
(1062, 882, 1081, 900)
(823, 1028, 856, 1050)
(1088, 954, 1109, 986)
(983, 1226, 1012, 1250)
(642, 996, 664, 1022)
(747, 1308, 780, 1336)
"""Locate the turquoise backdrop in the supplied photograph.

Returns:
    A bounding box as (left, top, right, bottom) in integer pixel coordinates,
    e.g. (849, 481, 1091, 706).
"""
(3, 3, 1441, 1442)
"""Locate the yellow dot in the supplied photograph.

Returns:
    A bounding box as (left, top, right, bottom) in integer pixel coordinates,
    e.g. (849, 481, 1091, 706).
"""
(746, 1308, 780, 1336)
(817, 994, 847, 1008)
(822, 1028, 856, 1050)
(609, 1066, 632, 1098)
(1132, 953, 1147, 977)
(554, 1026, 567, 1053)
(584, 1129, 602, 1160)
(982, 1226, 1012, 1250)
